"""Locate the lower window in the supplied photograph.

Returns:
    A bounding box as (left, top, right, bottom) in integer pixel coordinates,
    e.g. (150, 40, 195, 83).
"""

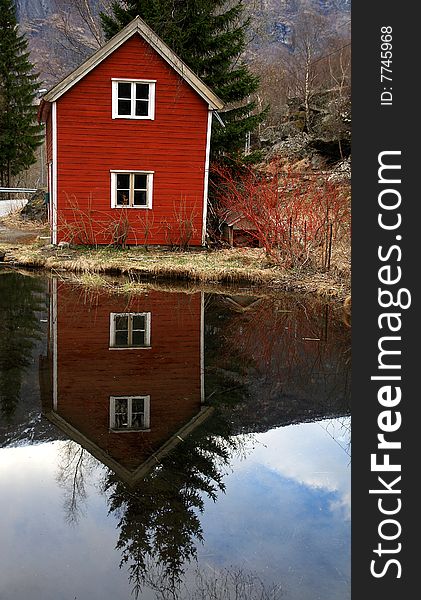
(111, 171, 153, 208)
(110, 395, 150, 431)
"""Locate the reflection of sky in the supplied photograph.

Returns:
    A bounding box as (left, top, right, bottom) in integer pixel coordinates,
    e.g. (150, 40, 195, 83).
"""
(0, 442, 133, 600)
(196, 419, 351, 600)
(0, 419, 350, 600)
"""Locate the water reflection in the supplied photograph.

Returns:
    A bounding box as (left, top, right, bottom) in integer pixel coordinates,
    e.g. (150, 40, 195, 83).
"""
(41, 280, 208, 487)
(103, 411, 248, 597)
(196, 419, 351, 599)
(0, 274, 351, 600)
(0, 272, 45, 424)
(205, 291, 350, 430)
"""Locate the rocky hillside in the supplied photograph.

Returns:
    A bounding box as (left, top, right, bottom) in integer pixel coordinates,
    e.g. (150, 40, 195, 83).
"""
(246, 0, 350, 48)
(17, 0, 350, 88)
(16, 0, 351, 169)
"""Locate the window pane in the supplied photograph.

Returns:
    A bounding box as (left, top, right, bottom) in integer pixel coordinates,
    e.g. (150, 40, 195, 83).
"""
(115, 397, 128, 412)
(115, 330, 129, 346)
(115, 413, 128, 428)
(133, 190, 147, 206)
(115, 315, 128, 330)
(135, 83, 149, 100)
(118, 99, 131, 115)
(131, 398, 145, 429)
(117, 190, 130, 206)
(135, 100, 149, 116)
(132, 314, 146, 330)
(116, 174, 130, 189)
(132, 330, 146, 346)
(114, 398, 128, 428)
(132, 397, 145, 413)
(134, 174, 147, 190)
(131, 413, 145, 429)
(116, 192, 129, 206)
(118, 82, 131, 98)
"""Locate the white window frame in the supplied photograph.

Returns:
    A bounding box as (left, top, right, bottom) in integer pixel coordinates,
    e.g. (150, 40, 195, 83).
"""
(110, 171, 154, 209)
(112, 78, 156, 120)
(110, 395, 151, 431)
(109, 312, 151, 349)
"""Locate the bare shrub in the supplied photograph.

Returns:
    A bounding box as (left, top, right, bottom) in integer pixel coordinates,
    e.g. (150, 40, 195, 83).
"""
(136, 210, 156, 250)
(103, 207, 133, 248)
(57, 194, 141, 248)
(162, 197, 197, 250)
(58, 193, 100, 246)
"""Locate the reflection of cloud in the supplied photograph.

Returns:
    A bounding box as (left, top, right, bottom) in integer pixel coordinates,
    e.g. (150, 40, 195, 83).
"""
(232, 418, 351, 519)
(197, 418, 351, 600)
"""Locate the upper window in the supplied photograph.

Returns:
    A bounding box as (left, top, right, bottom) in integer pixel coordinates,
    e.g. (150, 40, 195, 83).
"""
(110, 171, 153, 208)
(109, 312, 151, 348)
(112, 79, 156, 120)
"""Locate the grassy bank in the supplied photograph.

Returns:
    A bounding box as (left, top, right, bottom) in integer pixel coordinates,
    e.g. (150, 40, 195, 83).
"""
(0, 236, 350, 302)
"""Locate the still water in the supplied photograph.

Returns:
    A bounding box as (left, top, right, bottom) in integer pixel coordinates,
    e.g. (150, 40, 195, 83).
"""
(0, 272, 351, 600)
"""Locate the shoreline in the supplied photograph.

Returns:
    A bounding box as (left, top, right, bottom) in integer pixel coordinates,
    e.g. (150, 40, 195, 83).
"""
(0, 240, 350, 303)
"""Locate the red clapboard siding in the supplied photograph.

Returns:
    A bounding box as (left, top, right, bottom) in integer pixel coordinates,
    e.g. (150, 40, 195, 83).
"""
(54, 283, 203, 471)
(54, 35, 210, 245)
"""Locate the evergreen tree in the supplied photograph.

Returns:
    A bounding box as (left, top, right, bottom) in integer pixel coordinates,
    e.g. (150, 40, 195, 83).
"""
(0, 0, 43, 187)
(101, 0, 267, 159)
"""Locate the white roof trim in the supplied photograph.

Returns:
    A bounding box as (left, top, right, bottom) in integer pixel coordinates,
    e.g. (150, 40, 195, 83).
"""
(43, 16, 224, 110)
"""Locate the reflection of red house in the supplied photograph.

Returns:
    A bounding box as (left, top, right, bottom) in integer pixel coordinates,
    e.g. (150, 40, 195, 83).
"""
(41, 281, 210, 485)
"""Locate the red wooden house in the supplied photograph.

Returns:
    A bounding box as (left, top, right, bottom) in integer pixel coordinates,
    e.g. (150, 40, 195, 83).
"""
(38, 16, 223, 247)
(40, 281, 211, 485)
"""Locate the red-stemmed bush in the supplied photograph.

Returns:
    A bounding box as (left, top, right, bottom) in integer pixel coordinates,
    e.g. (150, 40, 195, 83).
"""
(211, 163, 350, 269)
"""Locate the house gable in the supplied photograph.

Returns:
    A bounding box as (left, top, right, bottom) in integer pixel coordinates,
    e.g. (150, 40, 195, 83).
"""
(43, 16, 223, 110)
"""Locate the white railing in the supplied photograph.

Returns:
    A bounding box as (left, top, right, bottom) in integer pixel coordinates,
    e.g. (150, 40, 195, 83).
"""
(0, 187, 37, 194)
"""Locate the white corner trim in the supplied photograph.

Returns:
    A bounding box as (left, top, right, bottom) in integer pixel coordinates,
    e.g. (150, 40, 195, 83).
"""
(202, 110, 213, 245)
(51, 102, 58, 245)
(52, 278, 58, 411)
(200, 291, 205, 404)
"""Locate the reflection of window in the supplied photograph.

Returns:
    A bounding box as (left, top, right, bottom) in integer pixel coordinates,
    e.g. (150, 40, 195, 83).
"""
(111, 171, 153, 208)
(112, 79, 155, 119)
(110, 312, 151, 348)
(110, 395, 150, 431)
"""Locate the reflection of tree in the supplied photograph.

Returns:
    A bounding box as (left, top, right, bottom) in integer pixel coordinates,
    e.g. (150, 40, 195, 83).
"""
(320, 416, 351, 459)
(102, 411, 254, 599)
(0, 272, 44, 422)
(184, 566, 282, 600)
(56, 440, 101, 525)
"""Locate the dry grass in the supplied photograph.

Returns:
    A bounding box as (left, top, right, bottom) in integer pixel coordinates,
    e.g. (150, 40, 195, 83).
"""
(0, 238, 350, 302)
(0, 209, 48, 231)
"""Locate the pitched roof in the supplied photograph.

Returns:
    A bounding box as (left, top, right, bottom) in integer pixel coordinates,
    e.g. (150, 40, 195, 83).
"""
(42, 15, 224, 110)
(44, 406, 214, 486)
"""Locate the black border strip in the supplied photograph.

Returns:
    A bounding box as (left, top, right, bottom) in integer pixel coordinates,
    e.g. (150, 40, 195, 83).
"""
(352, 1, 417, 596)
